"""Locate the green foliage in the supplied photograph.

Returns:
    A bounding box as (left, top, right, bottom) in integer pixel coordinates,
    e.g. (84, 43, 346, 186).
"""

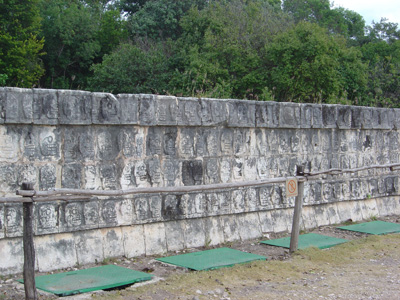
(263, 22, 367, 103)
(39, 0, 127, 89)
(0, 0, 44, 87)
(0, 74, 8, 86)
(90, 41, 173, 94)
(127, 0, 207, 41)
(173, 0, 293, 99)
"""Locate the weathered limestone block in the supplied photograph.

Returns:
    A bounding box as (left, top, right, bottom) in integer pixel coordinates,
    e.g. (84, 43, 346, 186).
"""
(99, 199, 119, 227)
(182, 160, 203, 186)
(178, 97, 201, 126)
(35, 202, 59, 235)
(394, 109, 400, 129)
(0, 126, 20, 163)
(258, 211, 274, 234)
(75, 230, 103, 265)
(270, 209, 291, 233)
(313, 205, 334, 227)
(99, 164, 120, 190)
(220, 215, 241, 243)
(64, 127, 95, 162)
(204, 158, 219, 184)
(200, 98, 228, 126)
(144, 222, 167, 255)
(162, 194, 185, 221)
(300, 206, 318, 230)
(205, 191, 230, 216)
(255, 101, 279, 128)
(83, 200, 100, 229)
(146, 127, 163, 156)
(60, 201, 85, 232)
(184, 218, 205, 248)
(162, 159, 180, 186)
(138, 94, 156, 125)
(156, 95, 178, 125)
(165, 220, 185, 251)
(58, 89, 92, 124)
(233, 128, 251, 156)
(204, 217, 224, 246)
(0, 204, 4, 239)
(359, 198, 379, 220)
(300, 103, 323, 128)
(39, 164, 57, 191)
(122, 225, 145, 258)
(35, 233, 77, 272)
(279, 102, 300, 128)
(322, 104, 337, 128)
(220, 128, 234, 156)
(243, 158, 257, 180)
(117, 94, 139, 124)
(0, 88, 5, 124)
(325, 203, 341, 225)
(0, 239, 23, 274)
(182, 193, 206, 218)
(33, 89, 58, 125)
(164, 127, 177, 157)
(0, 166, 17, 198)
(5, 87, 33, 124)
(97, 128, 120, 161)
(195, 128, 219, 157)
(133, 194, 162, 224)
(179, 128, 195, 157)
(102, 227, 124, 259)
(228, 99, 256, 127)
(62, 163, 82, 189)
(4, 204, 22, 237)
(336, 105, 352, 129)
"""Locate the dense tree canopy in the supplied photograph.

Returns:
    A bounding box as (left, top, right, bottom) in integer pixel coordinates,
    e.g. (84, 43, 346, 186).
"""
(2, 0, 400, 107)
(0, 0, 44, 87)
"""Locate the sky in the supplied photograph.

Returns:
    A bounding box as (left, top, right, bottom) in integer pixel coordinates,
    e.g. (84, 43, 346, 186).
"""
(332, 0, 400, 25)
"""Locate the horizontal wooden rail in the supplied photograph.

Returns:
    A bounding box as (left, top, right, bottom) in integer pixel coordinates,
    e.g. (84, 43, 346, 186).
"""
(15, 177, 292, 198)
(0, 162, 399, 204)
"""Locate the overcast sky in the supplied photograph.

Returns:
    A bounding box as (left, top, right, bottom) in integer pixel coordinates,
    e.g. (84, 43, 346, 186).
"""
(332, 0, 400, 25)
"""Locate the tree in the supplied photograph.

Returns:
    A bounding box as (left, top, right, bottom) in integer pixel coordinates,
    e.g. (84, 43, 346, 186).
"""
(282, 0, 331, 24)
(90, 41, 173, 94)
(39, 0, 126, 89)
(171, 0, 293, 99)
(283, 0, 366, 44)
(127, 0, 208, 41)
(263, 22, 367, 103)
(0, 0, 44, 87)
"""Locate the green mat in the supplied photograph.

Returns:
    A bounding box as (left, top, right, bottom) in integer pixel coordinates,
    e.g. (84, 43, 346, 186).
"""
(18, 265, 153, 297)
(156, 247, 266, 271)
(337, 220, 400, 235)
(260, 233, 348, 249)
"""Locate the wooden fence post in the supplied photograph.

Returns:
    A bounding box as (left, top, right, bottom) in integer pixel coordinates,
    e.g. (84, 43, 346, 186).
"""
(22, 182, 37, 300)
(289, 166, 305, 253)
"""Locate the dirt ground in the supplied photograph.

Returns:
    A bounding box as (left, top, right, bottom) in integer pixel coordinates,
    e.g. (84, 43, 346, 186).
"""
(1, 215, 399, 300)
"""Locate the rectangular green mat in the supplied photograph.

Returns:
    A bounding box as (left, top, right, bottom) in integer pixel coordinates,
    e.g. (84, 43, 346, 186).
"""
(260, 233, 348, 249)
(18, 265, 153, 297)
(337, 220, 400, 235)
(156, 248, 266, 271)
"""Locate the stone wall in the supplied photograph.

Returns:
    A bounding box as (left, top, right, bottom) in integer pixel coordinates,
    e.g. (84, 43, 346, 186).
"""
(0, 87, 400, 275)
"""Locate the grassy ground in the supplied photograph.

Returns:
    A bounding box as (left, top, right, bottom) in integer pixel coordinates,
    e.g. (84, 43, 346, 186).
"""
(92, 234, 400, 300)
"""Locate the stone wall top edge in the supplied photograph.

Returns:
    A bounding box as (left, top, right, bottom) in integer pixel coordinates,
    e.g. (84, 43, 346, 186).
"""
(1, 87, 399, 129)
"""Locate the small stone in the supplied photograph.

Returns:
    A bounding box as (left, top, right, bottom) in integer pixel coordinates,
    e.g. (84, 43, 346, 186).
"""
(192, 296, 200, 300)
(215, 288, 222, 295)
(196, 290, 202, 294)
